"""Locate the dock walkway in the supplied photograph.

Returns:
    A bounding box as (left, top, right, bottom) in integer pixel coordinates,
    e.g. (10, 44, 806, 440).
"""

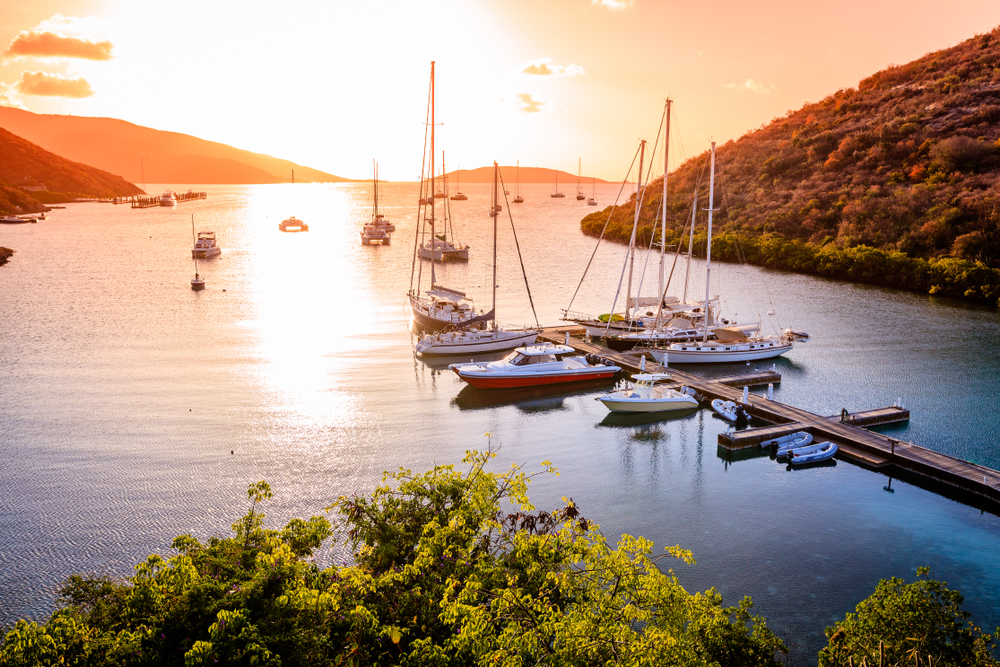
(537, 326, 1000, 506)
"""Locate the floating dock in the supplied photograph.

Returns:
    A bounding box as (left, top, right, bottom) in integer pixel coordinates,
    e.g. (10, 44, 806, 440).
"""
(537, 326, 1000, 507)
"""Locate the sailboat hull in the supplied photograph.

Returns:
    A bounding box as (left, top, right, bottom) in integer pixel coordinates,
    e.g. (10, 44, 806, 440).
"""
(650, 340, 791, 364)
(416, 329, 538, 356)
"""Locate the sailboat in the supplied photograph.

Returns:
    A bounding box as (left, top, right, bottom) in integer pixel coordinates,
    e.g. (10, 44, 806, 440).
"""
(408, 62, 488, 332)
(190, 215, 206, 290)
(415, 162, 539, 355)
(576, 158, 586, 200)
(513, 160, 524, 203)
(418, 152, 469, 261)
(550, 168, 565, 198)
(450, 167, 468, 200)
(647, 141, 796, 364)
(279, 169, 309, 232)
(362, 161, 392, 245)
(587, 177, 598, 206)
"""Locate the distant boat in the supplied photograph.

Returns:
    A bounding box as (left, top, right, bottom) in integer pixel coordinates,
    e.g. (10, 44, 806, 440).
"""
(160, 190, 177, 207)
(0, 216, 31, 224)
(360, 224, 391, 245)
(192, 231, 221, 258)
(418, 152, 469, 261)
(278, 216, 309, 232)
(513, 160, 524, 203)
(368, 160, 395, 233)
(190, 215, 206, 290)
(587, 177, 597, 206)
(576, 158, 586, 200)
(550, 169, 565, 198)
(450, 167, 468, 200)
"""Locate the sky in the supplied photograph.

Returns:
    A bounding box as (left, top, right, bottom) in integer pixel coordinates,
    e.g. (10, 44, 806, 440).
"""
(0, 0, 998, 181)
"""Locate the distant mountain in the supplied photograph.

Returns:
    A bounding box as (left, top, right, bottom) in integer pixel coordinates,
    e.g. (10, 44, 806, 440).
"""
(0, 126, 141, 214)
(444, 166, 610, 185)
(0, 107, 350, 185)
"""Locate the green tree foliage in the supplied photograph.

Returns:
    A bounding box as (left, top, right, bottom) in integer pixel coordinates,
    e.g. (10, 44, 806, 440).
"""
(819, 568, 1000, 667)
(0, 450, 787, 666)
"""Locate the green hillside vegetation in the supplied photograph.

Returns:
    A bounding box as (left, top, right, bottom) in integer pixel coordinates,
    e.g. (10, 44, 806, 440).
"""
(582, 27, 1000, 305)
(2, 451, 997, 666)
(0, 126, 142, 213)
(0, 247, 13, 267)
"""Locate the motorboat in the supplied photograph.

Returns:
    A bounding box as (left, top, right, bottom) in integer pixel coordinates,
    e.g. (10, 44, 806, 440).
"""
(278, 216, 309, 232)
(160, 190, 177, 207)
(788, 441, 838, 465)
(0, 216, 32, 224)
(450, 343, 621, 389)
(416, 162, 539, 356)
(711, 398, 749, 423)
(191, 231, 221, 258)
(598, 373, 699, 413)
(360, 224, 391, 245)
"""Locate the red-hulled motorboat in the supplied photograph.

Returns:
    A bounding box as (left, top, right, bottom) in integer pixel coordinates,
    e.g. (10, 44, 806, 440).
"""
(449, 343, 621, 389)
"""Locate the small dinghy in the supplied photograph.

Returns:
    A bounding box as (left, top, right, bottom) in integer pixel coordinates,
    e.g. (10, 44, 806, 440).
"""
(711, 398, 749, 423)
(775, 434, 816, 458)
(760, 431, 811, 450)
(787, 441, 838, 465)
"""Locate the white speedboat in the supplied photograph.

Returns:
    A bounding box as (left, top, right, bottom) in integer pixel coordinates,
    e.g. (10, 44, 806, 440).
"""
(711, 398, 749, 423)
(788, 441, 838, 465)
(450, 343, 620, 389)
(192, 231, 221, 258)
(418, 237, 469, 261)
(160, 190, 177, 207)
(598, 373, 699, 413)
(361, 223, 390, 245)
(278, 216, 308, 232)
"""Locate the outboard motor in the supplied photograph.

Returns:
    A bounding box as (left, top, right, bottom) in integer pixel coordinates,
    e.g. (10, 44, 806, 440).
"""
(586, 353, 600, 365)
(735, 405, 750, 425)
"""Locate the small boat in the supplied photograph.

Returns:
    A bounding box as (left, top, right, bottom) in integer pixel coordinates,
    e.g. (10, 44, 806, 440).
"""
(575, 158, 586, 200)
(788, 441, 838, 465)
(191, 231, 221, 258)
(759, 431, 812, 450)
(450, 343, 620, 389)
(0, 216, 32, 224)
(160, 190, 177, 207)
(711, 398, 749, 423)
(368, 162, 395, 232)
(598, 373, 700, 413)
(450, 168, 468, 200)
(191, 267, 205, 291)
(513, 160, 524, 203)
(360, 224, 391, 245)
(775, 434, 817, 458)
(587, 177, 597, 206)
(550, 169, 565, 198)
(278, 216, 309, 232)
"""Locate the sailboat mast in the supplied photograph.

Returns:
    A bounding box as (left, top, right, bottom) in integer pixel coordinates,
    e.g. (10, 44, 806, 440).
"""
(703, 141, 716, 341)
(516, 160, 520, 197)
(373, 159, 378, 220)
(577, 158, 581, 196)
(492, 161, 499, 325)
(625, 139, 645, 322)
(659, 99, 671, 302)
(429, 61, 436, 286)
(683, 191, 697, 303)
(191, 214, 196, 245)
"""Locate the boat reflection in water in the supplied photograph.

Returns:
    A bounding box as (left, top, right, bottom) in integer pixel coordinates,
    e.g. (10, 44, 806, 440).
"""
(597, 407, 698, 429)
(453, 379, 616, 412)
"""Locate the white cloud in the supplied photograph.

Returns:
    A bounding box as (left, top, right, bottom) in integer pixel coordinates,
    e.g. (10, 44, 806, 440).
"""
(725, 79, 776, 94)
(592, 0, 635, 10)
(0, 82, 26, 109)
(520, 57, 585, 77)
(692, 48, 703, 57)
(515, 92, 551, 114)
(34, 14, 105, 34)
(17, 71, 95, 98)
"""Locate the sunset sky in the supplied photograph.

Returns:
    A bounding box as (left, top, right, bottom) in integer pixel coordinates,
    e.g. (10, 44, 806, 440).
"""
(0, 0, 997, 181)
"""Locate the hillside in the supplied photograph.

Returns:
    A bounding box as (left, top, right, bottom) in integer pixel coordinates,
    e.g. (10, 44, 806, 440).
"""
(0, 127, 141, 213)
(0, 107, 349, 185)
(445, 166, 609, 184)
(583, 27, 1000, 303)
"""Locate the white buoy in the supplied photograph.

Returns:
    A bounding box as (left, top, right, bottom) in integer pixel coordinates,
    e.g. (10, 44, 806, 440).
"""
(742, 386, 749, 404)
(767, 383, 774, 400)
(640, 355, 646, 371)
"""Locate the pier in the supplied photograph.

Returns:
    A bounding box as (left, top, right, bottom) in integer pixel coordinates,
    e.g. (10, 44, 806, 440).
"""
(113, 191, 208, 208)
(537, 326, 1000, 507)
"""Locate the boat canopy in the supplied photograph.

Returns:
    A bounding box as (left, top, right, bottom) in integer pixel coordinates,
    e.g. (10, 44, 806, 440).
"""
(426, 288, 469, 303)
(628, 296, 662, 309)
(631, 373, 672, 382)
(713, 327, 750, 342)
(516, 344, 575, 356)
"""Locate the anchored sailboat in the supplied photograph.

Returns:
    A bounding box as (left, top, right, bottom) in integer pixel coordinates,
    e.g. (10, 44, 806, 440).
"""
(418, 152, 469, 261)
(576, 158, 586, 200)
(513, 160, 524, 203)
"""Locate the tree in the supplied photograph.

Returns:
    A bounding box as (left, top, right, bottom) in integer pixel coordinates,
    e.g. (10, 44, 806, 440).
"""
(819, 567, 1000, 667)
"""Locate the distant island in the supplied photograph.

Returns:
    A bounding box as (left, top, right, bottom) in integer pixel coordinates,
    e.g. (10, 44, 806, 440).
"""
(0, 106, 350, 186)
(442, 165, 610, 184)
(583, 26, 1000, 305)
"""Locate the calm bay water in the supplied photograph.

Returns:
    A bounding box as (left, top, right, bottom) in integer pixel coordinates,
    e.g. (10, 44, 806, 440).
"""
(1, 181, 999, 663)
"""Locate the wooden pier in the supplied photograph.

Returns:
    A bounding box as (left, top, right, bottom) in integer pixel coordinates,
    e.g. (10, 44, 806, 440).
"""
(537, 326, 1000, 507)
(114, 191, 208, 208)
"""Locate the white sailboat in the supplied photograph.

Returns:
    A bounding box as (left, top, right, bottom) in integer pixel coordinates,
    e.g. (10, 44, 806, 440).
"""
(408, 63, 489, 332)
(362, 161, 392, 245)
(418, 152, 469, 261)
(576, 158, 586, 200)
(649, 141, 794, 365)
(550, 169, 565, 198)
(450, 167, 468, 200)
(587, 177, 598, 206)
(513, 160, 524, 203)
(416, 162, 539, 355)
(189, 215, 205, 290)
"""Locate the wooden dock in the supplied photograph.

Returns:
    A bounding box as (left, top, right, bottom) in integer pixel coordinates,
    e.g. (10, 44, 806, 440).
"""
(537, 326, 1000, 507)
(114, 191, 208, 208)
